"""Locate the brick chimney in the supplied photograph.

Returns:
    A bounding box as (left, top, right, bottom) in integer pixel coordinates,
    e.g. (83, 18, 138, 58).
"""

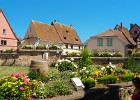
(130, 23, 134, 29)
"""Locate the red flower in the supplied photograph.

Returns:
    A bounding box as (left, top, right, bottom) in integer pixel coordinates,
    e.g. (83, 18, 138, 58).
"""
(11, 73, 18, 77)
(19, 72, 25, 77)
(19, 87, 24, 91)
(23, 80, 30, 85)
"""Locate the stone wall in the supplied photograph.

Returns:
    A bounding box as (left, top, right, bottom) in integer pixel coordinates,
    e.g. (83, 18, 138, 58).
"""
(0, 53, 140, 67)
(0, 52, 58, 67)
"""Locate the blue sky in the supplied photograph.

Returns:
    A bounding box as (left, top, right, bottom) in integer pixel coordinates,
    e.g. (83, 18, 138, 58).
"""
(0, 0, 140, 42)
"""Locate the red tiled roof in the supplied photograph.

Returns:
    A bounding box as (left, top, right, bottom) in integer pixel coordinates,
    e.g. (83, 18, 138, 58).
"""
(95, 29, 129, 43)
(121, 27, 136, 45)
(32, 21, 62, 43)
(29, 20, 82, 45)
(23, 37, 38, 45)
(52, 22, 82, 45)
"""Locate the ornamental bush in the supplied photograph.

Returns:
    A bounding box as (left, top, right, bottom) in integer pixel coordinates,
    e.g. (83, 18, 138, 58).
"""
(32, 80, 73, 99)
(100, 62, 116, 75)
(36, 45, 46, 49)
(91, 50, 123, 57)
(22, 45, 33, 49)
(132, 51, 140, 57)
(97, 75, 117, 84)
(49, 45, 60, 50)
(82, 77, 95, 89)
(79, 49, 92, 68)
(118, 73, 134, 82)
(55, 59, 78, 72)
(3, 48, 14, 53)
(0, 72, 31, 100)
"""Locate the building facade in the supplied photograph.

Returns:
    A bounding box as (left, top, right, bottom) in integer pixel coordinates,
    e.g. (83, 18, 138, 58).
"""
(23, 20, 82, 55)
(85, 24, 136, 56)
(0, 9, 18, 52)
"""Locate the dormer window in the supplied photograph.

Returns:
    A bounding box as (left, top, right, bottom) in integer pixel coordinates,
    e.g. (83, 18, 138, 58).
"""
(75, 38, 78, 41)
(66, 30, 69, 33)
(63, 36, 66, 40)
(134, 31, 137, 35)
(2, 29, 6, 35)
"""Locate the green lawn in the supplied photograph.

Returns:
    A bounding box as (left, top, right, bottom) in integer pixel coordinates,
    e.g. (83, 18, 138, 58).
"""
(0, 66, 29, 79)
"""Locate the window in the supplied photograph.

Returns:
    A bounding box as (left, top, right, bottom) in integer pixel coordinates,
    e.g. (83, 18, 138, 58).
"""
(79, 46, 81, 50)
(2, 29, 6, 34)
(1, 40, 7, 45)
(97, 38, 103, 46)
(75, 38, 78, 41)
(63, 36, 66, 40)
(134, 31, 137, 35)
(65, 44, 68, 48)
(71, 45, 73, 49)
(66, 30, 69, 33)
(107, 38, 112, 46)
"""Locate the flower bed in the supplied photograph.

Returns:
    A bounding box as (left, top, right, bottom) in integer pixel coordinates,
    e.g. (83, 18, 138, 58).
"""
(0, 49, 139, 99)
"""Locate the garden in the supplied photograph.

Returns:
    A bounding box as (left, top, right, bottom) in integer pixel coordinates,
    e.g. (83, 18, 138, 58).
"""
(0, 49, 139, 100)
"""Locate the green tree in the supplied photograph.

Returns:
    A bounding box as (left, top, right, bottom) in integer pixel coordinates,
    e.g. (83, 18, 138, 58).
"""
(79, 49, 92, 69)
(125, 56, 136, 70)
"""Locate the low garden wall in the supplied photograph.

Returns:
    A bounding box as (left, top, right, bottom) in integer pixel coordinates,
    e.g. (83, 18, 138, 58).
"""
(0, 53, 140, 67)
(66, 57, 140, 65)
(29, 82, 133, 100)
(0, 50, 58, 66)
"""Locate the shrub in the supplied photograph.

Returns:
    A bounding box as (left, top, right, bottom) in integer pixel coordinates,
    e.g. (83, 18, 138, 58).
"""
(91, 50, 123, 57)
(82, 77, 95, 89)
(91, 50, 99, 57)
(28, 69, 48, 82)
(32, 87, 47, 99)
(33, 80, 73, 99)
(124, 56, 136, 70)
(28, 69, 41, 80)
(55, 59, 77, 72)
(79, 49, 92, 69)
(113, 51, 123, 57)
(99, 51, 112, 57)
(97, 75, 117, 84)
(46, 80, 73, 96)
(30, 80, 42, 93)
(22, 45, 33, 49)
(67, 52, 80, 57)
(0, 72, 31, 100)
(36, 45, 46, 49)
(60, 71, 78, 79)
(45, 71, 77, 82)
(100, 62, 116, 75)
(78, 67, 94, 79)
(3, 48, 14, 53)
(132, 52, 140, 57)
(118, 73, 134, 82)
(49, 45, 60, 50)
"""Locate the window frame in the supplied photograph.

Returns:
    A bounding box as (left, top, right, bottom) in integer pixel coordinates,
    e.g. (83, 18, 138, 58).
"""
(1, 40, 7, 45)
(97, 38, 103, 46)
(2, 29, 6, 35)
(107, 38, 113, 46)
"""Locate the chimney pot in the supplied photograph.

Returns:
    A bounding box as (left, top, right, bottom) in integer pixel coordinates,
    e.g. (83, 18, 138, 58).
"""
(130, 23, 134, 29)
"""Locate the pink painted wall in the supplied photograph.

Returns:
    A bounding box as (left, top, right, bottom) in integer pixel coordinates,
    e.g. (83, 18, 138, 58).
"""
(0, 10, 18, 51)
(85, 37, 128, 56)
